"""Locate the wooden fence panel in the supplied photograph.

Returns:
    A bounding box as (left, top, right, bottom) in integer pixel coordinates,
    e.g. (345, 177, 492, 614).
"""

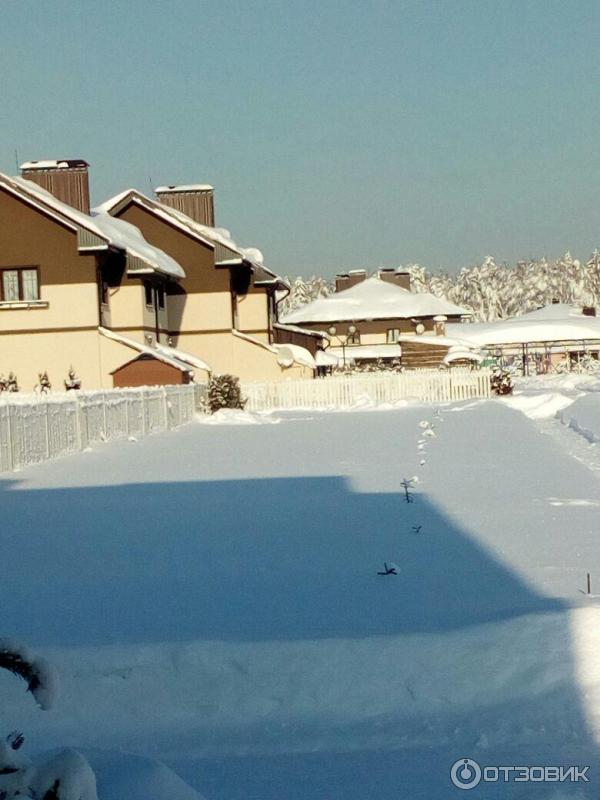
(243, 369, 492, 411)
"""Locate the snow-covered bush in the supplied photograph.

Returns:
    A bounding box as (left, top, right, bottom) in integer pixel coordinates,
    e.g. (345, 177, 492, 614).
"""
(0, 639, 97, 800)
(0, 374, 19, 393)
(554, 353, 600, 375)
(207, 374, 246, 413)
(346, 358, 403, 374)
(64, 367, 82, 391)
(490, 368, 513, 395)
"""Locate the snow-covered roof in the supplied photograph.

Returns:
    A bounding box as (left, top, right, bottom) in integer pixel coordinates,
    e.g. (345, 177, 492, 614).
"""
(232, 329, 314, 370)
(443, 347, 483, 365)
(397, 332, 476, 348)
(275, 343, 316, 369)
(328, 343, 402, 361)
(273, 322, 330, 340)
(20, 159, 88, 170)
(154, 343, 211, 373)
(0, 174, 184, 279)
(448, 304, 600, 348)
(97, 189, 263, 266)
(315, 349, 340, 367)
(281, 276, 470, 324)
(155, 184, 213, 193)
(99, 328, 200, 373)
(97, 189, 291, 289)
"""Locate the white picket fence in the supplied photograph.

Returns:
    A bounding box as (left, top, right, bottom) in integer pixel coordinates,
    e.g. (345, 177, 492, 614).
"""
(243, 368, 492, 411)
(0, 384, 206, 473)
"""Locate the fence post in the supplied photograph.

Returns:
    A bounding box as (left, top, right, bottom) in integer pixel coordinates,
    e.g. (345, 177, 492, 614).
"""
(5, 404, 13, 472)
(44, 402, 51, 458)
(162, 386, 169, 430)
(125, 392, 131, 439)
(75, 395, 82, 451)
(102, 391, 108, 440)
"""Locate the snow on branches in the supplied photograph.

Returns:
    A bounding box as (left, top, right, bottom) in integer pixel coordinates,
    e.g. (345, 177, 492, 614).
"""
(282, 251, 600, 322)
(0, 639, 58, 710)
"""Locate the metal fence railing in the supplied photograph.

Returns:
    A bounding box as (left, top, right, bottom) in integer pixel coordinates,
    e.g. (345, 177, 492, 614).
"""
(0, 384, 206, 473)
(242, 368, 492, 412)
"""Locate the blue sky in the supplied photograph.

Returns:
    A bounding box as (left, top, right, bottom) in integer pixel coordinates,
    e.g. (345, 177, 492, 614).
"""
(2, 0, 600, 276)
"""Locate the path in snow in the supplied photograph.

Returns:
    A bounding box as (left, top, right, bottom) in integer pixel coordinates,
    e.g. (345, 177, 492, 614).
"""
(3, 402, 600, 798)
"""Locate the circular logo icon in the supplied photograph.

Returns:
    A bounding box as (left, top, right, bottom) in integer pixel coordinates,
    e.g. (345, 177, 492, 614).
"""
(450, 758, 482, 790)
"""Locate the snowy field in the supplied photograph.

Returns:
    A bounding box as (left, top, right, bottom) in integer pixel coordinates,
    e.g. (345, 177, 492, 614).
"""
(5, 384, 600, 798)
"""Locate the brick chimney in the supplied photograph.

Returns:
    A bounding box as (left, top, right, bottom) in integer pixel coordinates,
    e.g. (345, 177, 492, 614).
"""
(20, 159, 90, 214)
(154, 184, 215, 226)
(378, 268, 411, 291)
(335, 269, 367, 292)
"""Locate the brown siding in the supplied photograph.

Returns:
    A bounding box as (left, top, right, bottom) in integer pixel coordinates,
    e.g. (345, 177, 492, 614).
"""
(154, 188, 214, 226)
(115, 203, 228, 295)
(379, 270, 411, 291)
(112, 355, 189, 387)
(335, 272, 367, 292)
(273, 326, 321, 356)
(21, 165, 90, 214)
(400, 340, 449, 369)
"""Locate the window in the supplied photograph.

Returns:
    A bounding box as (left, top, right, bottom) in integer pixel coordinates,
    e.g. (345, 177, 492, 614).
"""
(347, 329, 361, 345)
(387, 328, 400, 343)
(144, 281, 153, 308)
(1, 268, 39, 302)
(157, 285, 165, 309)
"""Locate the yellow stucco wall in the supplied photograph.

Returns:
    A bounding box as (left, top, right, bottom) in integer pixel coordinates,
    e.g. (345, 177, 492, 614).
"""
(236, 288, 270, 338)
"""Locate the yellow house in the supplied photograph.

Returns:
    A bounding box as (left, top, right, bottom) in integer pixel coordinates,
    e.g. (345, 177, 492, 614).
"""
(97, 185, 318, 382)
(282, 270, 476, 369)
(0, 161, 315, 389)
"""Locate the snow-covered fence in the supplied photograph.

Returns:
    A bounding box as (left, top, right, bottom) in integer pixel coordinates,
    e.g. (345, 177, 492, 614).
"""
(243, 368, 492, 411)
(0, 384, 206, 472)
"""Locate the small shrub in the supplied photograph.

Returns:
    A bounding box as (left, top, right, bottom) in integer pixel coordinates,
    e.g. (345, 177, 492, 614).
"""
(490, 367, 513, 395)
(207, 374, 246, 413)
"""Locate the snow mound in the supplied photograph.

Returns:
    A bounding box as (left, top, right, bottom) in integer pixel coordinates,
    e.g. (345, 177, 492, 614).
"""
(557, 394, 600, 443)
(197, 409, 281, 425)
(500, 392, 575, 420)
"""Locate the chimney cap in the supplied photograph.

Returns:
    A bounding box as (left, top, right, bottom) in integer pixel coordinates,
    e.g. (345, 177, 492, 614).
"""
(155, 183, 213, 193)
(20, 159, 89, 170)
(348, 269, 367, 275)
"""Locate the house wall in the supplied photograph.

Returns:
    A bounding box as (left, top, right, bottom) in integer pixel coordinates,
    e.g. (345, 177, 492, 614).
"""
(116, 203, 233, 339)
(304, 318, 436, 344)
(301, 316, 465, 345)
(172, 330, 312, 381)
(113, 201, 306, 380)
(236, 287, 270, 339)
(0, 188, 106, 389)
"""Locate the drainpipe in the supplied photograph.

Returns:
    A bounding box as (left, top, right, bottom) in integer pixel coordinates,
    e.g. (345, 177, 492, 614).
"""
(154, 283, 160, 344)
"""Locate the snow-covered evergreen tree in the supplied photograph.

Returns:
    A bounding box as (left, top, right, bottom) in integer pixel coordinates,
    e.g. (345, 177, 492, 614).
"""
(207, 374, 246, 412)
(279, 275, 335, 315)
(282, 249, 600, 323)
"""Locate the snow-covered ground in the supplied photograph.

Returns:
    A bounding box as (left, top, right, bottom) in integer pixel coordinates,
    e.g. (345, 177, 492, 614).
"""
(5, 387, 600, 797)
